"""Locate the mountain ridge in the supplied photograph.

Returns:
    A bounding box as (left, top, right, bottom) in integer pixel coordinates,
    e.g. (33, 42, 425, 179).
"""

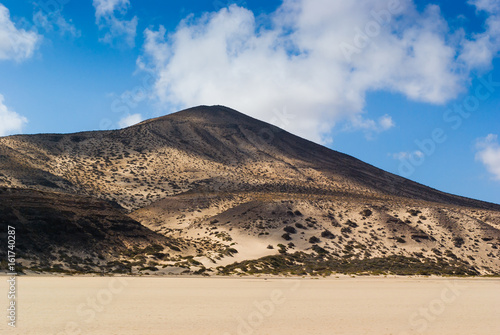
(1, 105, 498, 210)
(1, 105, 499, 276)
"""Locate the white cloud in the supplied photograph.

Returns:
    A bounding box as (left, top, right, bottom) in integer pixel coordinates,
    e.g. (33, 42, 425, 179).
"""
(33, 9, 80, 38)
(350, 114, 395, 132)
(0, 95, 28, 136)
(468, 0, 500, 13)
(138, 0, 500, 144)
(460, 0, 500, 69)
(118, 113, 143, 128)
(0, 4, 41, 61)
(93, 0, 137, 47)
(345, 114, 395, 139)
(379, 115, 395, 130)
(475, 134, 500, 180)
(390, 150, 424, 160)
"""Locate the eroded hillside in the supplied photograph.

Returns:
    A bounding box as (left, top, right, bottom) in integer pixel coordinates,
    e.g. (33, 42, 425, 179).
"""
(0, 106, 499, 275)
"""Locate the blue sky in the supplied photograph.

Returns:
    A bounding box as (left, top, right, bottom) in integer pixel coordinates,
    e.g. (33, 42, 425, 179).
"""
(0, 0, 499, 204)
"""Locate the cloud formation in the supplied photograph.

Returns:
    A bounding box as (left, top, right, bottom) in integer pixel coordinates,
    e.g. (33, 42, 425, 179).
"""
(475, 134, 500, 180)
(33, 9, 80, 38)
(138, 0, 500, 143)
(390, 150, 424, 160)
(347, 114, 395, 140)
(0, 95, 28, 136)
(0, 4, 41, 61)
(118, 113, 142, 128)
(468, 0, 500, 13)
(93, 0, 137, 47)
(460, 0, 500, 68)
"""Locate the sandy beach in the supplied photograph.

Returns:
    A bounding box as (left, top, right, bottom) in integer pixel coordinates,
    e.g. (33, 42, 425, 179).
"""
(1, 276, 499, 335)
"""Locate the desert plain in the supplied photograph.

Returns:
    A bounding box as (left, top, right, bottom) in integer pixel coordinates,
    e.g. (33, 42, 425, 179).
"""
(1, 276, 499, 335)
(1, 107, 500, 334)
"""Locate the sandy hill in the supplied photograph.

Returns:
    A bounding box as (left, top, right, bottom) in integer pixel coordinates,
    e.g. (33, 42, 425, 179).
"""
(0, 105, 499, 275)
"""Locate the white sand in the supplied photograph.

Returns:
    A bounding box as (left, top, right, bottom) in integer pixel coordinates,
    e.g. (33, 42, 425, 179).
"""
(1, 276, 499, 335)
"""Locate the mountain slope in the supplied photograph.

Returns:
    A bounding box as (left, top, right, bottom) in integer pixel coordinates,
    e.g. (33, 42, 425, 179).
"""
(0, 187, 186, 274)
(0, 105, 498, 211)
(0, 105, 499, 275)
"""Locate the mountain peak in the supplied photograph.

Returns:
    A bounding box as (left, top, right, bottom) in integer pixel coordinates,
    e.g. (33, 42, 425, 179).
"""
(136, 105, 257, 127)
(1, 105, 500, 276)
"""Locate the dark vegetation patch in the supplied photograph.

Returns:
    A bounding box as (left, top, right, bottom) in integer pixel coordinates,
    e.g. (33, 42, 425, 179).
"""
(217, 253, 481, 276)
(360, 209, 372, 217)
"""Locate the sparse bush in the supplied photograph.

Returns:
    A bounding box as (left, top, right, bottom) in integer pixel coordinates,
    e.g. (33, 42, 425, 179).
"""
(321, 230, 335, 239)
(226, 248, 238, 255)
(360, 209, 372, 217)
(341, 227, 351, 234)
(309, 236, 320, 244)
(312, 245, 328, 254)
(407, 209, 421, 216)
(346, 220, 358, 228)
(453, 237, 465, 248)
(277, 244, 287, 254)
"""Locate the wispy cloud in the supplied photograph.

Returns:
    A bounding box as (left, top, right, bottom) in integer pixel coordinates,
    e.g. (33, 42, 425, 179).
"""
(468, 0, 500, 13)
(137, 0, 500, 144)
(346, 114, 395, 139)
(0, 4, 41, 61)
(460, 0, 500, 69)
(118, 113, 142, 128)
(93, 0, 137, 47)
(475, 134, 500, 180)
(33, 8, 80, 38)
(0, 95, 28, 136)
(390, 150, 424, 160)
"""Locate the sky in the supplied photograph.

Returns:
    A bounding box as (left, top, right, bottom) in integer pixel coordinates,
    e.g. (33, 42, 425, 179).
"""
(0, 0, 499, 205)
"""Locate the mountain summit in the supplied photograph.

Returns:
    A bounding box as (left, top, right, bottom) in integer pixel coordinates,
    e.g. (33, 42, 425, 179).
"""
(1, 105, 499, 275)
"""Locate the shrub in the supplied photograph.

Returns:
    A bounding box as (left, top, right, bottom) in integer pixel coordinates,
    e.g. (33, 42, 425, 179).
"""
(312, 245, 328, 254)
(346, 220, 358, 228)
(282, 233, 292, 241)
(309, 236, 320, 244)
(169, 245, 181, 252)
(283, 226, 297, 234)
(360, 209, 372, 217)
(227, 248, 238, 255)
(341, 227, 352, 234)
(407, 209, 421, 216)
(321, 230, 335, 239)
(277, 244, 287, 254)
(453, 237, 465, 248)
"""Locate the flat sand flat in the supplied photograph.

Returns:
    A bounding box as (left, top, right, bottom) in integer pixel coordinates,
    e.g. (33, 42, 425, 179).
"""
(1, 276, 499, 335)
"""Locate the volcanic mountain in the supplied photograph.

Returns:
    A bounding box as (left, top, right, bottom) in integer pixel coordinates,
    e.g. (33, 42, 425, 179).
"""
(1, 105, 499, 275)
